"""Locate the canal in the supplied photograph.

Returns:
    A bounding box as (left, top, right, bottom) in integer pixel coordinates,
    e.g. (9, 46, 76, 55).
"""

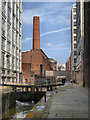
(2, 91, 46, 119)
(3, 100, 36, 119)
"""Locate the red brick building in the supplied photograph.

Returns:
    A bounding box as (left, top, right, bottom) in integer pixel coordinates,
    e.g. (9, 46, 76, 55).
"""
(22, 16, 51, 83)
(66, 56, 71, 72)
(49, 58, 57, 71)
(69, 56, 71, 72)
(66, 56, 71, 81)
(66, 60, 69, 71)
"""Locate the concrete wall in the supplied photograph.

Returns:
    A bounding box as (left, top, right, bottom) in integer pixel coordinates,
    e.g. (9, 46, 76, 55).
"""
(2, 91, 46, 118)
(84, 2, 90, 88)
(2, 92, 16, 113)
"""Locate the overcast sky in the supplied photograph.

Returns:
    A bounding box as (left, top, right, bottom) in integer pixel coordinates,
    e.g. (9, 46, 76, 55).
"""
(22, 2, 75, 64)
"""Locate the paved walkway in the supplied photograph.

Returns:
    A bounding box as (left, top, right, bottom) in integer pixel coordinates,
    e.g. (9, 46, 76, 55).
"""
(42, 83, 88, 118)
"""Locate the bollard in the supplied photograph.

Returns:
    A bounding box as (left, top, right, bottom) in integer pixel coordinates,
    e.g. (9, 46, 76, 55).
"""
(36, 87, 39, 91)
(47, 86, 49, 91)
(44, 94, 46, 103)
(50, 87, 53, 91)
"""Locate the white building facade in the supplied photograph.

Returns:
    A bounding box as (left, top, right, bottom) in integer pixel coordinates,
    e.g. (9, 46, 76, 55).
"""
(71, 4, 77, 80)
(0, 0, 22, 84)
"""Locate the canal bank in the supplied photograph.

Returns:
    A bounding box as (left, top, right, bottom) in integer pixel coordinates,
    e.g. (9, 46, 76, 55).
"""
(24, 83, 88, 119)
(24, 91, 53, 119)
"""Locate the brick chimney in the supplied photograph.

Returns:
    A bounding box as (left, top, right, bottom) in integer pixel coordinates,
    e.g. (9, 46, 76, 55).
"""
(33, 16, 40, 49)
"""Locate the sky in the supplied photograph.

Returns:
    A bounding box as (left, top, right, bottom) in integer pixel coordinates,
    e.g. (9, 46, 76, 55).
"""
(22, 2, 75, 64)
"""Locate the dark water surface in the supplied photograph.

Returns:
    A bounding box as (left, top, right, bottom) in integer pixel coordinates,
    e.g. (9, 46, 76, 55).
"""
(3, 100, 36, 119)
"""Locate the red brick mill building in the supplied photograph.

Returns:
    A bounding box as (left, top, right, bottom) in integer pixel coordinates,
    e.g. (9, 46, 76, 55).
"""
(22, 16, 55, 84)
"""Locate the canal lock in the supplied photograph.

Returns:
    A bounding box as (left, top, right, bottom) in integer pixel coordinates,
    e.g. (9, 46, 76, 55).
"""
(2, 91, 46, 119)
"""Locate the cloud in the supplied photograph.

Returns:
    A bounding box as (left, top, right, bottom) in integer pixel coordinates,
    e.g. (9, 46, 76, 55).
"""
(22, 27, 70, 43)
(67, 50, 71, 53)
(43, 47, 70, 51)
(22, 0, 76, 2)
(22, 37, 32, 43)
(22, 3, 72, 25)
(46, 43, 52, 46)
(40, 27, 70, 37)
(43, 41, 70, 51)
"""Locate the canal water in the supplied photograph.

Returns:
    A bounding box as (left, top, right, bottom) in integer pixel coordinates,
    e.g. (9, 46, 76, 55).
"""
(2, 100, 37, 119)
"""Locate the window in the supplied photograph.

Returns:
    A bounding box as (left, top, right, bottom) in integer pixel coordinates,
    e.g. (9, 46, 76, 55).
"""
(74, 22, 76, 26)
(2, 70, 5, 74)
(8, 7, 11, 22)
(74, 58, 77, 63)
(19, 23, 21, 33)
(16, 19, 18, 30)
(73, 8, 76, 12)
(74, 44, 77, 48)
(7, 42, 10, 53)
(19, 12, 21, 22)
(19, 35, 21, 47)
(30, 63, 32, 73)
(40, 64, 43, 76)
(12, 30, 15, 44)
(74, 36, 77, 41)
(2, 78, 5, 82)
(7, 78, 10, 82)
(2, 17, 5, 37)
(19, 60, 21, 71)
(74, 15, 76, 19)
(19, 1, 21, 9)
(7, 24, 11, 40)
(17, 59, 19, 69)
(8, 0, 11, 7)
(2, 37, 5, 50)
(16, 47, 19, 58)
(19, 51, 21, 60)
(2, 52, 5, 68)
(12, 15, 15, 28)
(74, 29, 77, 34)
(2, 1, 6, 14)
(7, 55, 10, 63)
(12, 57, 14, 68)
(12, 46, 14, 56)
(16, 5, 18, 18)
(74, 51, 77, 56)
(7, 70, 10, 74)
(13, 1, 15, 13)
(16, 33, 18, 45)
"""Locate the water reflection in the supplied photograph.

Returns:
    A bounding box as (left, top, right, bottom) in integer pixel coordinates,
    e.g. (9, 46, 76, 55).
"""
(3, 100, 36, 119)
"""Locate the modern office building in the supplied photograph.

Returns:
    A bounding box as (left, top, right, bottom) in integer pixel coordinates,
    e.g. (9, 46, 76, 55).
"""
(0, 0, 22, 84)
(71, 4, 77, 81)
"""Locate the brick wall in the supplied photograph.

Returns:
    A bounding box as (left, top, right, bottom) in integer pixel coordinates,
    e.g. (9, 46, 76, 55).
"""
(22, 49, 51, 83)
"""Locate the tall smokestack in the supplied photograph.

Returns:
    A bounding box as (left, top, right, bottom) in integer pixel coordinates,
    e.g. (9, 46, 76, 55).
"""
(33, 16, 40, 49)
